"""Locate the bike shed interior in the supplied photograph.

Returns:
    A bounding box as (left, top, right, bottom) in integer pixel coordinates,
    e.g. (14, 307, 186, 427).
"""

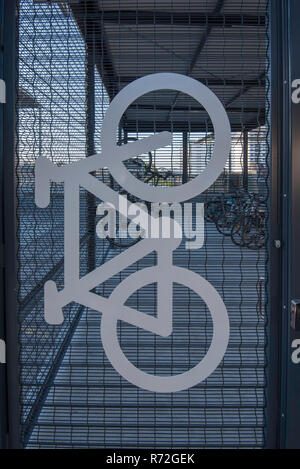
(0, 0, 278, 449)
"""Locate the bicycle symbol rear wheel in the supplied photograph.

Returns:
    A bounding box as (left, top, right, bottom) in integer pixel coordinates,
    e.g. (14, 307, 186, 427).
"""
(101, 266, 229, 392)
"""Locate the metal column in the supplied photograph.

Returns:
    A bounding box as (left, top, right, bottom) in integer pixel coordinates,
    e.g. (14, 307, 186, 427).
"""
(0, 0, 7, 450)
(280, 0, 300, 449)
(86, 28, 96, 273)
(243, 131, 248, 191)
(182, 131, 188, 184)
(266, 0, 285, 449)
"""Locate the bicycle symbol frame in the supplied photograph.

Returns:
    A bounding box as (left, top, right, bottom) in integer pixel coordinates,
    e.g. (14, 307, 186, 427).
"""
(35, 73, 231, 392)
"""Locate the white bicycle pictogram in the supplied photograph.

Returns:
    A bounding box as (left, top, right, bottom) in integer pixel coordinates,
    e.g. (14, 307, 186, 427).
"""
(35, 73, 231, 392)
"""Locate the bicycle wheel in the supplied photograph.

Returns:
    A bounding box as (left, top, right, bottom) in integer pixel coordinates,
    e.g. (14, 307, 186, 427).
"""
(247, 232, 266, 250)
(101, 266, 229, 393)
(215, 212, 234, 236)
(102, 73, 231, 203)
(106, 235, 142, 249)
(243, 217, 266, 250)
(231, 216, 251, 247)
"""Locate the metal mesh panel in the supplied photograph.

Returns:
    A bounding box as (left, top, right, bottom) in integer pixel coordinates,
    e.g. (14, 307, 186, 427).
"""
(16, 0, 269, 448)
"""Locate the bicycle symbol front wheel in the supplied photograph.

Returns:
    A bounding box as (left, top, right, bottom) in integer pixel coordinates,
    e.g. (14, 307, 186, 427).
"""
(101, 266, 229, 393)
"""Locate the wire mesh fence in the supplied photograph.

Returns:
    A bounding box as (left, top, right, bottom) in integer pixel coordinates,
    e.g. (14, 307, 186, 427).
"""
(16, 0, 269, 448)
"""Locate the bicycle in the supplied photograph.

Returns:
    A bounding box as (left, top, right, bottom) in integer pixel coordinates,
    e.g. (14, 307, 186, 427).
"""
(215, 191, 248, 237)
(35, 73, 231, 392)
(231, 194, 266, 249)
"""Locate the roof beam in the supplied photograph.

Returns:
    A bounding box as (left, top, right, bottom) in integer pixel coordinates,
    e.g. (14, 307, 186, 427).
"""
(124, 117, 265, 133)
(69, 0, 118, 99)
(225, 71, 266, 107)
(165, 0, 225, 121)
(186, 0, 225, 76)
(75, 11, 265, 27)
(118, 77, 266, 88)
(128, 104, 265, 114)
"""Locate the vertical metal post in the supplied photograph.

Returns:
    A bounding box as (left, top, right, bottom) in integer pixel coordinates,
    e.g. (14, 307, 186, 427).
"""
(243, 130, 248, 191)
(2, 0, 21, 449)
(123, 127, 128, 144)
(182, 131, 188, 184)
(265, 0, 300, 449)
(279, 0, 300, 449)
(265, 0, 285, 450)
(86, 28, 96, 273)
(118, 124, 123, 145)
(0, 0, 7, 451)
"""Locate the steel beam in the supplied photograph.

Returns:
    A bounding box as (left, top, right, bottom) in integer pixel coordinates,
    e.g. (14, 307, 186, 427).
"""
(119, 77, 266, 88)
(165, 0, 225, 121)
(76, 10, 265, 27)
(266, 0, 285, 450)
(243, 131, 248, 191)
(86, 26, 96, 273)
(225, 71, 266, 108)
(182, 131, 189, 184)
(124, 116, 265, 133)
(70, 0, 118, 99)
(128, 104, 265, 114)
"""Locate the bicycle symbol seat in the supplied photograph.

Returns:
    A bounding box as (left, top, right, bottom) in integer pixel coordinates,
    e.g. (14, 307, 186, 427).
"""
(35, 73, 231, 392)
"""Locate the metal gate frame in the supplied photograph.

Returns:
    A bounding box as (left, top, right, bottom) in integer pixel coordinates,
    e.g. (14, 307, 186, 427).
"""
(0, 0, 296, 449)
(266, 0, 285, 449)
(0, 0, 21, 450)
(273, 0, 300, 449)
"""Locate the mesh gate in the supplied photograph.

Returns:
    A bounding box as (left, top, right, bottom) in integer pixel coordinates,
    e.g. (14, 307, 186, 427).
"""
(16, 0, 269, 448)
